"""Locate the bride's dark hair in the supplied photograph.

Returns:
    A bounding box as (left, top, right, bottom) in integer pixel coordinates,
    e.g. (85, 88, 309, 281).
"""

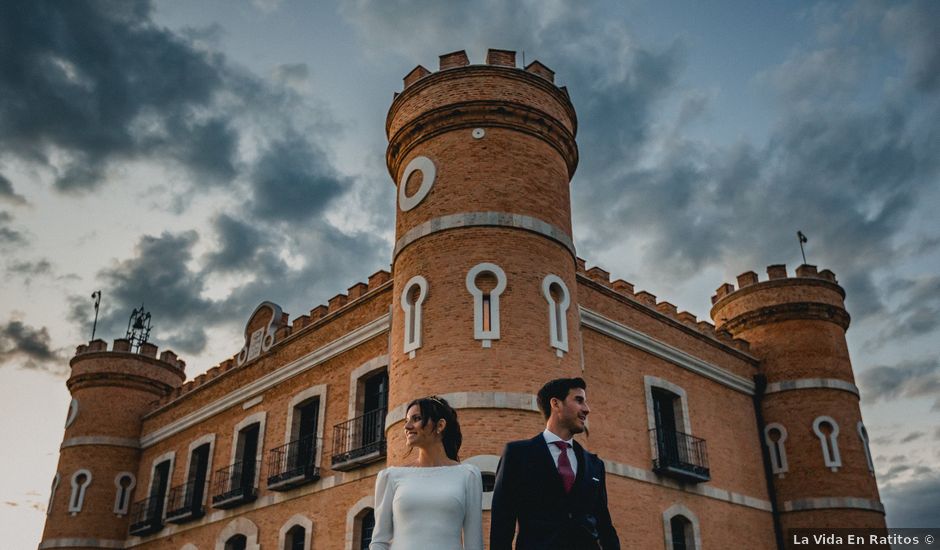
(405, 396, 462, 461)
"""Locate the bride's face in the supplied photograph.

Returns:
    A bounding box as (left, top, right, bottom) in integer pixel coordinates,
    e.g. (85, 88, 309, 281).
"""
(404, 404, 442, 450)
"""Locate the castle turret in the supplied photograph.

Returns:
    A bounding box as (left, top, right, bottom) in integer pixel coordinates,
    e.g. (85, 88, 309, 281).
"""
(384, 49, 581, 462)
(40, 339, 185, 549)
(710, 264, 885, 532)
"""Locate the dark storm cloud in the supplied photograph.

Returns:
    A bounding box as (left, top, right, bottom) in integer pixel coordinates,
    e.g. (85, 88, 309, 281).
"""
(870, 275, 940, 345)
(881, 472, 940, 528)
(0, 173, 26, 205)
(0, 318, 63, 370)
(0, 211, 26, 245)
(250, 136, 348, 222)
(0, 0, 240, 191)
(69, 231, 217, 355)
(5, 259, 53, 285)
(859, 358, 940, 409)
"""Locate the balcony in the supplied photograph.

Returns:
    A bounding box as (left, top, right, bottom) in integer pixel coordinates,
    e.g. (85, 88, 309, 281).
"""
(211, 460, 259, 509)
(650, 427, 710, 483)
(267, 435, 321, 491)
(128, 495, 163, 536)
(331, 408, 387, 471)
(165, 479, 205, 524)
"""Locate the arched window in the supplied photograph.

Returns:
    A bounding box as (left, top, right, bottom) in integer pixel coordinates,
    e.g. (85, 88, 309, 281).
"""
(812, 416, 842, 472)
(279, 514, 313, 550)
(69, 469, 92, 514)
(225, 535, 247, 550)
(215, 517, 259, 550)
(466, 263, 507, 347)
(401, 275, 428, 358)
(662, 504, 701, 550)
(358, 508, 375, 550)
(113, 472, 136, 515)
(857, 421, 875, 475)
(462, 454, 500, 510)
(47, 473, 60, 516)
(541, 274, 570, 356)
(763, 423, 789, 477)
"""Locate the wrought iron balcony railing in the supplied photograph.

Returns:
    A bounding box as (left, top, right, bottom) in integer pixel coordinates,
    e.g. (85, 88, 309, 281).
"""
(267, 435, 321, 491)
(649, 427, 710, 483)
(211, 460, 259, 509)
(128, 494, 164, 536)
(165, 478, 205, 523)
(331, 408, 387, 471)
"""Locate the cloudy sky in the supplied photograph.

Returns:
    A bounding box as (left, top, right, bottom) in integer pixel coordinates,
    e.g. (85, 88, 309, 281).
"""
(1, 0, 938, 543)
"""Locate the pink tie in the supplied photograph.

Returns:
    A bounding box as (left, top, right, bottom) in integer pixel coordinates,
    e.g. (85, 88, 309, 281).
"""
(553, 441, 575, 493)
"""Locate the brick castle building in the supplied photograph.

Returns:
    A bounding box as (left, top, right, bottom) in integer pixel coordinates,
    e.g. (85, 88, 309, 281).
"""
(40, 49, 886, 550)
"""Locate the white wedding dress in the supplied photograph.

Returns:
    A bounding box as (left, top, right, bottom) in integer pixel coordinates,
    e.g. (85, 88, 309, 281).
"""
(369, 463, 484, 550)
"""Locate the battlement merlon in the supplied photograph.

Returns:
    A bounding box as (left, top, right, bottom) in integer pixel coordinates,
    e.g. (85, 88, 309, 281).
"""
(68, 338, 186, 395)
(710, 264, 850, 335)
(386, 48, 578, 179)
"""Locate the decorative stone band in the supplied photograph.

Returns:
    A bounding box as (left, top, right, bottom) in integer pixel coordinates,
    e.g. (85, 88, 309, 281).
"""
(603, 460, 773, 513)
(39, 538, 125, 549)
(384, 391, 539, 430)
(61, 436, 141, 450)
(782, 497, 885, 514)
(765, 378, 860, 397)
(722, 302, 851, 333)
(393, 212, 576, 261)
(580, 307, 755, 395)
(67, 371, 177, 396)
(387, 99, 578, 178)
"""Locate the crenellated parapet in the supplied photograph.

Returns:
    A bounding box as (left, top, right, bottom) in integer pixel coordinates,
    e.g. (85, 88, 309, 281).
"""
(710, 264, 849, 336)
(386, 48, 578, 181)
(576, 259, 749, 350)
(69, 338, 186, 395)
(151, 269, 393, 408)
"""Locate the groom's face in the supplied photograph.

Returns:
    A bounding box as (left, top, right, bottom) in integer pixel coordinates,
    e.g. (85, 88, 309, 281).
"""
(556, 388, 590, 434)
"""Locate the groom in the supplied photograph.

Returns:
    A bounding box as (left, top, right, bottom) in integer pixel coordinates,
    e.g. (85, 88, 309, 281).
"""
(490, 377, 621, 549)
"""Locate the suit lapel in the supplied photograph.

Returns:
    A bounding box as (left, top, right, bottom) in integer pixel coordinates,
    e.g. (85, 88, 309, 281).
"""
(530, 433, 566, 498)
(570, 440, 591, 504)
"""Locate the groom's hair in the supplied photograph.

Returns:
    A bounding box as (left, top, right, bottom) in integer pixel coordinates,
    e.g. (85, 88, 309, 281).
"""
(537, 377, 587, 419)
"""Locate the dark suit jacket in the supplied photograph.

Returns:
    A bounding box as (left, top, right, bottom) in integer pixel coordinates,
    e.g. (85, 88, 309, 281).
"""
(490, 434, 621, 550)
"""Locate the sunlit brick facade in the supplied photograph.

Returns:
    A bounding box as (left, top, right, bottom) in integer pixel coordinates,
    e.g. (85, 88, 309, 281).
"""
(40, 49, 886, 550)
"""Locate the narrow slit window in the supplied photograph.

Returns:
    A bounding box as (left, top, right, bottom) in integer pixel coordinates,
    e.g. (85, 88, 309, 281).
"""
(541, 275, 570, 356)
(69, 469, 92, 514)
(113, 473, 136, 515)
(466, 263, 506, 348)
(857, 421, 875, 475)
(812, 416, 842, 472)
(763, 423, 789, 477)
(401, 276, 428, 357)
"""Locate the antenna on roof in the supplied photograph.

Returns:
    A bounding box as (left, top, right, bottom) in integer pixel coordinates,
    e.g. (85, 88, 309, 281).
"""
(797, 230, 808, 264)
(126, 304, 152, 353)
(90, 290, 101, 340)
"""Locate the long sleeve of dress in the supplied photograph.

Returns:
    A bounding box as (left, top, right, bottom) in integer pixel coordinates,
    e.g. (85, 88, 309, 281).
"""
(369, 469, 394, 550)
(463, 465, 484, 550)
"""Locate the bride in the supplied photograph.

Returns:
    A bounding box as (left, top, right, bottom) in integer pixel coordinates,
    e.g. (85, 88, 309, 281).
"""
(369, 396, 483, 550)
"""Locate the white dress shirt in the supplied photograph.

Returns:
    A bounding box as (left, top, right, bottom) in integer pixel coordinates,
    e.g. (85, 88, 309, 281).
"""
(542, 428, 578, 475)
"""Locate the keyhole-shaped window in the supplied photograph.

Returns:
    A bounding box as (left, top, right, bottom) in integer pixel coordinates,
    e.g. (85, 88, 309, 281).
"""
(763, 423, 789, 477)
(812, 416, 842, 472)
(857, 421, 875, 475)
(541, 275, 570, 356)
(466, 263, 507, 348)
(401, 275, 428, 358)
(113, 472, 136, 516)
(69, 469, 92, 514)
(47, 473, 60, 516)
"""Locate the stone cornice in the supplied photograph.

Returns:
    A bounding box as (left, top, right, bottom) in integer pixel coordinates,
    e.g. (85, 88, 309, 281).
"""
(721, 302, 851, 334)
(387, 99, 578, 178)
(580, 307, 756, 394)
(139, 314, 390, 447)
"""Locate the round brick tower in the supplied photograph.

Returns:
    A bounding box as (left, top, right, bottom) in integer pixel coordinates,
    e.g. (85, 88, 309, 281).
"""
(710, 264, 885, 532)
(384, 49, 581, 463)
(40, 338, 185, 549)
